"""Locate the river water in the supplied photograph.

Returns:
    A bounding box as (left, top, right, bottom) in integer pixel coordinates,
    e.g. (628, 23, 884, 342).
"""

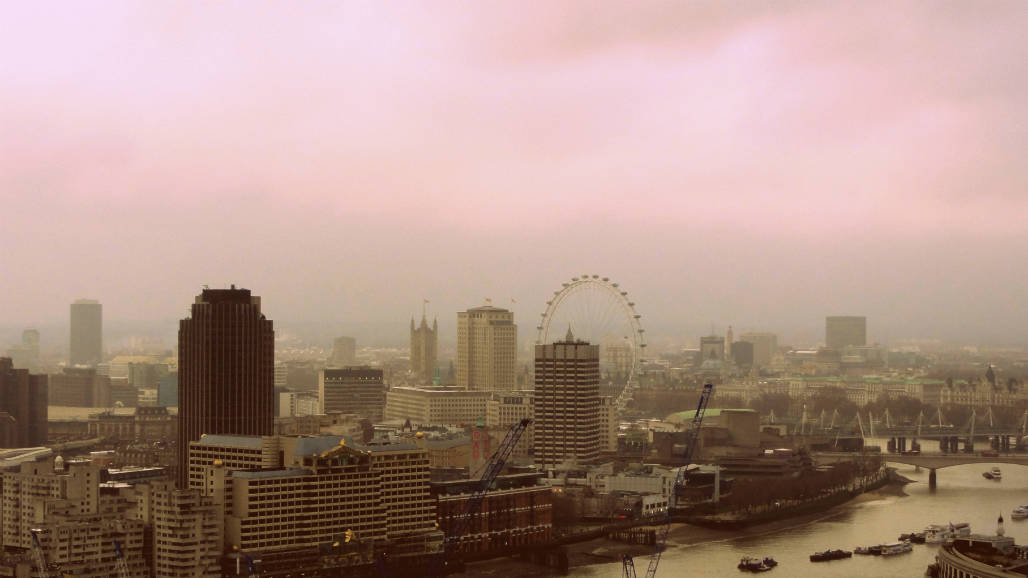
(572, 458, 1028, 577)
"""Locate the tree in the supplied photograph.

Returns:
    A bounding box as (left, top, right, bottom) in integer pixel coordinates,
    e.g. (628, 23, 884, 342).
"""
(750, 392, 791, 417)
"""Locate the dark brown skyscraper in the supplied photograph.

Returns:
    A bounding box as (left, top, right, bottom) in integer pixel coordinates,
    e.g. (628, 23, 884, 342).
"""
(0, 357, 48, 448)
(177, 286, 273, 487)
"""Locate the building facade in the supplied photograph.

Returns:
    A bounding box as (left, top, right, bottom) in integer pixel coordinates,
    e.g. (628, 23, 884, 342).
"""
(70, 298, 103, 367)
(534, 335, 602, 468)
(0, 457, 148, 577)
(457, 306, 517, 392)
(826, 316, 867, 349)
(432, 472, 552, 556)
(0, 357, 47, 448)
(384, 386, 492, 425)
(319, 366, 386, 420)
(177, 286, 275, 488)
(50, 366, 112, 407)
(410, 316, 438, 382)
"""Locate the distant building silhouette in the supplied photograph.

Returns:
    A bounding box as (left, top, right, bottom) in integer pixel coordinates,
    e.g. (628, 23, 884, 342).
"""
(409, 315, 437, 382)
(731, 341, 755, 367)
(457, 306, 516, 392)
(739, 332, 778, 367)
(826, 316, 867, 349)
(70, 299, 102, 366)
(330, 336, 357, 366)
(6, 329, 40, 372)
(699, 334, 725, 361)
(0, 357, 47, 448)
(534, 331, 601, 468)
(177, 286, 274, 488)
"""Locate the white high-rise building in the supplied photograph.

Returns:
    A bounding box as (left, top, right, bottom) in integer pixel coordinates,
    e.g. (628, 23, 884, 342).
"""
(456, 306, 517, 392)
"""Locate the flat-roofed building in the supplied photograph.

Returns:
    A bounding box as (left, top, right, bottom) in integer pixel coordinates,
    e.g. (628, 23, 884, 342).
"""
(189, 434, 441, 568)
(432, 471, 552, 556)
(319, 367, 386, 420)
(384, 386, 491, 425)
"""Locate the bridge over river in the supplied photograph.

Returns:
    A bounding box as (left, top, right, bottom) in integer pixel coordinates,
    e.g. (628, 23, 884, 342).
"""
(815, 451, 1028, 488)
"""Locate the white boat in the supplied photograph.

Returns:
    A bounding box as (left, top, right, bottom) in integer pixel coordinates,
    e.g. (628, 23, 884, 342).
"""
(924, 522, 971, 543)
(1012, 506, 1028, 520)
(990, 467, 1002, 480)
(881, 541, 913, 556)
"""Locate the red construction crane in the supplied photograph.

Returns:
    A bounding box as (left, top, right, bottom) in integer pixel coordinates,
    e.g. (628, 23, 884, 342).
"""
(624, 383, 714, 578)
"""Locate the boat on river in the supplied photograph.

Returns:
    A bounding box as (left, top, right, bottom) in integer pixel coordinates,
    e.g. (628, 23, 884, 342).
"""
(1012, 506, 1028, 520)
(899, 531, 926, 543)
(738, 557, 775, 572)
(809, 549, 852, 562)
(924, 522, 971, 543)
(854, 545, 882, 555)
(880, 541, 913, 556)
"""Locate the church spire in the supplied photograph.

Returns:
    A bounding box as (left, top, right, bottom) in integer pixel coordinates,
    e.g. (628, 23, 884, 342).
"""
(565, 325, 575, 342)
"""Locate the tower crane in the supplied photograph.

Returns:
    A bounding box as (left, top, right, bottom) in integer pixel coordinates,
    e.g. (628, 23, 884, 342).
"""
(29, 529, 51, 578)
(113, 540, 131, 578)
(424, 418, 532, 578)
(623, 383, 714, 578)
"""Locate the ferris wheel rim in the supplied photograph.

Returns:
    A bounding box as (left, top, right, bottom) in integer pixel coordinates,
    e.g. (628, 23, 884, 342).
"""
(536, 276, 646, 355)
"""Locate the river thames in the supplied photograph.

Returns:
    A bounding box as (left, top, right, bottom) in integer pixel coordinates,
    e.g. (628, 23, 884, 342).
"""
(571, 460, 1028, 577)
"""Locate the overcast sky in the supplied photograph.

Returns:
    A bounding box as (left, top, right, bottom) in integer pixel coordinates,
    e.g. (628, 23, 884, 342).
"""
(2, 1, 1026, 348)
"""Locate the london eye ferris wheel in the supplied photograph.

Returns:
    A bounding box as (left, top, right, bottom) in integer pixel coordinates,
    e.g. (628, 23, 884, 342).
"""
(536, 275, 647, 409)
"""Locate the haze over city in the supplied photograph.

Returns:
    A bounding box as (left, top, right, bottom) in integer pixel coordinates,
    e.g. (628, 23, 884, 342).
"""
(3, 1, 1027, 348)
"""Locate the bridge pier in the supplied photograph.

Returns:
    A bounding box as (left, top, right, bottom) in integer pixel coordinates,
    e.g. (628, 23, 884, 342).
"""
(929, 468, 936, 490)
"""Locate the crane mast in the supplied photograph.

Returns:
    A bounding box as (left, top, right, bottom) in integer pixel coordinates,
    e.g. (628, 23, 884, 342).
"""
(113, 540, 131, 578)
(424, 418, 532, 578)
(30, 530, 50, 578)
(623, 383, 714, 578)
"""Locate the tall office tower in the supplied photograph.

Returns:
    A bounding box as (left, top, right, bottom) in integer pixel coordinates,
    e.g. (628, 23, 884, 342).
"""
(176, 286, 274, 488)
(826, 316, 867, 349)
(456, 306, 516, 392)
(739, 332, 778, 367)
(725, 325, 734, 358)
(410, 315, 438, 382)
(0, 358, 47, 448)
(70, 299, 103, 366)
(533, 332, 601, 468)
(319, 366, 386, 420)
(330, 336, 357, 367)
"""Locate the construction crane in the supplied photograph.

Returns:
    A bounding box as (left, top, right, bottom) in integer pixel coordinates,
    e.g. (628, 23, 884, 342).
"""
(424, 418, 532, 578)
(29, 529, 51, 578)
(623, 383, 714, 578)
(113, 540, 131, 578)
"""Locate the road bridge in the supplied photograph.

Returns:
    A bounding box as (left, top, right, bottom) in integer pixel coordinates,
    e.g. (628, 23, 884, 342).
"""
(815, 451, 1028, 489)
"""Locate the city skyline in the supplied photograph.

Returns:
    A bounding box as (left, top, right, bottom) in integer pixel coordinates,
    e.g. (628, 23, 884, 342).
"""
(1, 3, 1027, 346)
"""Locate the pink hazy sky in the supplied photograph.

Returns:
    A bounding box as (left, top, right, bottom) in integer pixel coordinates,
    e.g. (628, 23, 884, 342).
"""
(1, 2, 1026, 346)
